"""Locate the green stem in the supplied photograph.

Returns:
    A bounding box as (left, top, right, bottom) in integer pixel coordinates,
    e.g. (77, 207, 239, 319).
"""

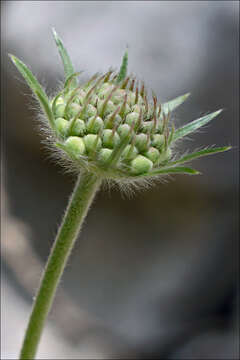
(20, 171, 101, 360)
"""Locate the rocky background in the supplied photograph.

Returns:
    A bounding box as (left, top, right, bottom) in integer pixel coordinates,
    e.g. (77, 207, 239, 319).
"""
(1, 1, 239, 359)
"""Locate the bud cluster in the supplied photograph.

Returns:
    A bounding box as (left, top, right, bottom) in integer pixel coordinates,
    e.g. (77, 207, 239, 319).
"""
(9, 29, 230, 183)
(52, 72, 174, 179)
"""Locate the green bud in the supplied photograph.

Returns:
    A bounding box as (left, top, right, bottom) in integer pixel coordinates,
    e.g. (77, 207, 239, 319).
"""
(111, 89, 125, 104)
(152, 134, 165, 150)
(65, 136, 86, 157)
(135, 133, 148, 152)
(87, 116, 104, 134)
(127, 91, 136, 106)
(98, 148, 113, 164)
(117, 124, 131, 138)
(55, 117, 69, 136)
(123, 102, 131, 116)
(122, 145, 138, 160)
(68, 103, 82, 118)
(104, 113, 122, 129)
(131, 155, 153, 175)
(84, 134, 102, 153)
(54, 96, 64, 106)
(142, 121, 154, 133)
(71, 119, 86, 136)
(125, 112, 139, 127)
(97, 100, 116, 116)
(78, 89, 87, 105)
(89, 94, 98, 106)
(101, 83, 112, 91)
(97, 83, 114, 98)
(102, 129, 120, 148)
(144, 147, 160, 163)
(55, 104, 66, 118)
(83, 104, 97, 120)
(158, 148, 172, 163)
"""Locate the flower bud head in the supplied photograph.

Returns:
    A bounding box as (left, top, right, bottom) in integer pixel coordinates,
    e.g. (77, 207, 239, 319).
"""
(50, 72, 176, 179)
(9, 33, 231, 184)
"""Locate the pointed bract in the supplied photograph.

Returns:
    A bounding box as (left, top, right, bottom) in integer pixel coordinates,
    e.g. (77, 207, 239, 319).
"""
(161, 93, 190, 115)
(173, 110, 223, 142)
(137, 166, 200, 178)
(167, 146, 231, 167)
(117, 49, 128, 83)
(9, 54, 55, 129)
(52, 28, 77, 89)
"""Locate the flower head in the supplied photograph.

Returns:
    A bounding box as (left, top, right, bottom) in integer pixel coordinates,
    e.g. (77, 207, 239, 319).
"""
(9, 29, 230, 185)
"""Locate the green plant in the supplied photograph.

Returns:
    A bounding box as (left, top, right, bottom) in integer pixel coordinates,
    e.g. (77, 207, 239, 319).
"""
(9, 29, 230, 360)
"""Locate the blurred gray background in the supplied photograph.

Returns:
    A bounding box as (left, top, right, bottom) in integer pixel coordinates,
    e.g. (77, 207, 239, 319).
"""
(1, 1, 239, 359)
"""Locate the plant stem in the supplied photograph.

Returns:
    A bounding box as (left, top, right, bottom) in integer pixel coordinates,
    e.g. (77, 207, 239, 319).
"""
(20, 171, 101, 360)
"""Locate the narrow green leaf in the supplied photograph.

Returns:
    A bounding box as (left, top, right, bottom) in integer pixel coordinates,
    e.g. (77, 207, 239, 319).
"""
(167, 146, 231, 167)
(173, 109, 223, 142)
(9, 54, 55, 129)
(137, 166, 200, 178)
(161, 93, 190, 115)
(52, 28, 77, 88)
(35, 90, 55, 129)
(116, 49, 128, 83)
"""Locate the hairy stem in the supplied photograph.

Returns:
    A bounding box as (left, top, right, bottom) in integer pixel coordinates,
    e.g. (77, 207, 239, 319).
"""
(20, 171, 101, 360)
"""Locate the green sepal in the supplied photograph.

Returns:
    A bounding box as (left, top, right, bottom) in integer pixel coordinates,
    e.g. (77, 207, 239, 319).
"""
(173, 109, 223, 142)
(35, 90, 55, 129)
(162, 93, 190, 115)
(52, 28, 77, 89)
(9, 54, 55, 129)
(167, 146, 231, 167)
(116, 49, 128, 83)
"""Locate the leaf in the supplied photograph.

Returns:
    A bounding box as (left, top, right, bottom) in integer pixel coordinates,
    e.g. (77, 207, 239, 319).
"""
(173, 109, 223, 142)
(35, 90, 55, 129)
(167, 146, 231, 167)
(116, 49, 128, 83)
(137, 166, 200, 178)
(9, 54, 55, 129)
(161, 93, 190, 115)
(52, 28, 77, 88)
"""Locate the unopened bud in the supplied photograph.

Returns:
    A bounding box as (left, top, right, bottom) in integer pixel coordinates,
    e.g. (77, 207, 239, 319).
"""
(102, 129, 120, 148)
(131, 155, 153, 175)
(98, 148, 113, 164)
(55, 117, 69, 137)
(84, 134, 102, 153)
(65, 136, 86, 156)
(71, 119, 86, 136)
(144, 147, 160, 163)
